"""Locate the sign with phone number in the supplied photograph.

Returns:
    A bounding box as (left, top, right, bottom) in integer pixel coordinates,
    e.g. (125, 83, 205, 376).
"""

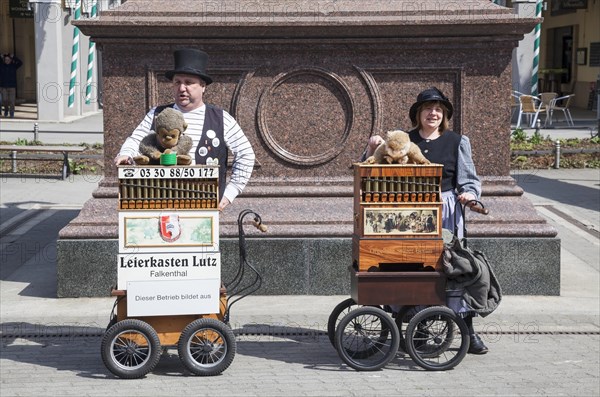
(118, 166, 218, 179)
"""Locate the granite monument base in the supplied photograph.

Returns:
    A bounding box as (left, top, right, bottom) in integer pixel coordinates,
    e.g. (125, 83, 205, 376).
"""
(56, 236, 560, 298)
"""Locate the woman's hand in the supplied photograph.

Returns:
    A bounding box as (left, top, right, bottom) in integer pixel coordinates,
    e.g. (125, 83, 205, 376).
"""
(457, 192, 477, 204)
(365, 135, 385, 157)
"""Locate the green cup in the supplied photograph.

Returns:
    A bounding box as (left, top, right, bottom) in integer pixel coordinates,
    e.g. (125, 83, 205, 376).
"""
(160, 152, 177, 166)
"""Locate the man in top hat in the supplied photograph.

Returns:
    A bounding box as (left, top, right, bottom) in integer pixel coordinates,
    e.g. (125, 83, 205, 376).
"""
(114, 48, 255, 211)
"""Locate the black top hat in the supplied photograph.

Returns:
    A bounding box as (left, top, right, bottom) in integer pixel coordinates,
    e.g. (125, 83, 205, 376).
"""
(409, 87, 453, 124)
(165, 48, 213, 85)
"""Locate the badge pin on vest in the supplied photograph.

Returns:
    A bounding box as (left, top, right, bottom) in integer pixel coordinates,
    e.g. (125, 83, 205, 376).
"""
(198, 146, 208, 157)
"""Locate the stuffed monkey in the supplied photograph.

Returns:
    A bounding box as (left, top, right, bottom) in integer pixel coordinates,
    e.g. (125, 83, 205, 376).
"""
(134, 107, 193, 165)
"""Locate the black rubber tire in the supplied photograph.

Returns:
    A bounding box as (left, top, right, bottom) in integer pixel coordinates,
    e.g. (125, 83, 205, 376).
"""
(178, 318, 236, 376)
(335, 306, 399, 371)
(101, 319, 161, 379)
(327, 298, 358, 347)
(405, 306, 469, 371)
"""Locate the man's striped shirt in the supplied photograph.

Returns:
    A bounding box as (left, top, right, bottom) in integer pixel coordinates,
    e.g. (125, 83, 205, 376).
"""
(119, 104, 255, 203)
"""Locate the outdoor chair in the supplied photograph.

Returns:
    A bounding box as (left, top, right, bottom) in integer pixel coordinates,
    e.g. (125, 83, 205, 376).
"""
(538, 92, 558, 127)
(548, 94, 575, 127)
(516, 95, 546, 128)
(539, 92, 557, 109)
(511, 91, 523, 120)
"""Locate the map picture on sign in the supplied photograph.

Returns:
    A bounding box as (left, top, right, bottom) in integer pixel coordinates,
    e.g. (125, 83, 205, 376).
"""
(124, 214, 214, 248)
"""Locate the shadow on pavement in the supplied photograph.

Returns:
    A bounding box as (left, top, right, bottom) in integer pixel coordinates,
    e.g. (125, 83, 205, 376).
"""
(1, 208, 80, 299)
(0, 322, 110, 378)
(0, 322, 420, 377)
(512, 172, 600, 212)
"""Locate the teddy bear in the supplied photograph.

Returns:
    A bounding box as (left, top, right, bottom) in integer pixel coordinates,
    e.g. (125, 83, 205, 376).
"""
(134, 107, 193, 165)
(364, 130, 430, 165)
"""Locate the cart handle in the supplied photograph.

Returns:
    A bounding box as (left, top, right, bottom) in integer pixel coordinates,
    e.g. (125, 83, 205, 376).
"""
(453, 199, 489, 243)
(223, 209, 266, 323)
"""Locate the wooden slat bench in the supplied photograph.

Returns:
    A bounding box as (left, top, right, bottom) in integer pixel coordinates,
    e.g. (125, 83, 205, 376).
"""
(0, 145, 87, 180)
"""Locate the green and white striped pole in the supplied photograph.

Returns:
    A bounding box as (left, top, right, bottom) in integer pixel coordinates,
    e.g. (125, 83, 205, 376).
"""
(68, 0, 82, 108)
(85, 0, 98, 105)
(531, 0, 542, 96)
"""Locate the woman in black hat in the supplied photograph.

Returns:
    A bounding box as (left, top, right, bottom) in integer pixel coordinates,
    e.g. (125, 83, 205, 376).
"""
(408, 87, 487, 355)
(364, 87, 481, 235)
(363, 87, 487, 354)
(407, 87, 481, 234)
(114, 48, 255, 211)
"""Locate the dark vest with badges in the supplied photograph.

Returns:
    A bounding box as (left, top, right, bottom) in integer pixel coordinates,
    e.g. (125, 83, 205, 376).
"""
(153, 104, 227, 201)
(409, 129, 461, 192)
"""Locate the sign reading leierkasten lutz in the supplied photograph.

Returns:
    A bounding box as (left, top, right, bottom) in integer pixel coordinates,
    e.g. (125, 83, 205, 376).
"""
(118, 252, 220, 290)
(117, 164, 221, 317)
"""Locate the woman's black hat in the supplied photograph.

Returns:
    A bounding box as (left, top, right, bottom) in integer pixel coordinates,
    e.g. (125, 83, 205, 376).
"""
(165, 48, 213, 85)
(409, 87, 453, 124)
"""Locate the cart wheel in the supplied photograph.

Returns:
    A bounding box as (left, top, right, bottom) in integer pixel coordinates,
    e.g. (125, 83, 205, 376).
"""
(405, 306, 469, 371)
(327, 299, 386, 348)
(101, 319, 161, 379)
(335, 306, 399, 371)
(327, 298, 358, 347)
(178, 318, 236, 376)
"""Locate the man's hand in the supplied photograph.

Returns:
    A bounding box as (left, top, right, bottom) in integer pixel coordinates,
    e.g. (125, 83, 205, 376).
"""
(218, 197, 230, 211)
(114, 155, 133, 166)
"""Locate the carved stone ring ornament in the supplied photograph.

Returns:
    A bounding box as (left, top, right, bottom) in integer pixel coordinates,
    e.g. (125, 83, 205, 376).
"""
(257, 67, 354, 166)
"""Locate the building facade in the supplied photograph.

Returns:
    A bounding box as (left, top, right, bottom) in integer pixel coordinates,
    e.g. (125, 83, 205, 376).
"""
(539, 0, 600, 109)
(1, 0, 121, 121)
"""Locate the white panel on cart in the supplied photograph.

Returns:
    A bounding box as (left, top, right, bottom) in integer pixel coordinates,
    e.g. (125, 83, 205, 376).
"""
(117, 252, 220, 290)
(118, 210, 219, 253)
(118, 166, 218, 179)
(127, 279, 220, 317)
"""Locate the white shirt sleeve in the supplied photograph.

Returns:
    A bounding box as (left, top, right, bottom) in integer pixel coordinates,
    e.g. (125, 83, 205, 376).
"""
(222, 110, 255, 203)
(117, 107, 156, 159)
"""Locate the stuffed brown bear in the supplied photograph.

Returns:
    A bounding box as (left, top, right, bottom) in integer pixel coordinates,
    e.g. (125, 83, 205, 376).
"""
(134, 107, 193, 165)
(364, 130, 430, 165)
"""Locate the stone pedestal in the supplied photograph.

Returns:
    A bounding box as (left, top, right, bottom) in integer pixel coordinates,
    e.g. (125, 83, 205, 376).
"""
(58, 1, 559, 297)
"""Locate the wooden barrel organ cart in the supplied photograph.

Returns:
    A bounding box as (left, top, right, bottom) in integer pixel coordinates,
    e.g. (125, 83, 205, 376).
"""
(329, 163, 472, 371)
(101, 165, 264, 379)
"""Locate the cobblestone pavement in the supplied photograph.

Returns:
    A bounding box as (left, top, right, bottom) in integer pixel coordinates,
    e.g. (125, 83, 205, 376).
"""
(1, 151, 598, 396)
(1, 331, 599, 397)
